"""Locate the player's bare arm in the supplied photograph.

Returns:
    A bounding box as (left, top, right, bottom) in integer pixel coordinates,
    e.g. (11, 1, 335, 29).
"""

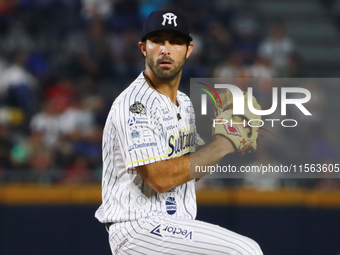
(135, 134, 235, 193)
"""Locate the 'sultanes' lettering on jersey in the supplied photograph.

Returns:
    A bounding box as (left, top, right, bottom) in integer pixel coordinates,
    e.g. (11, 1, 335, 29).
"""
(168, 130, 195, 157)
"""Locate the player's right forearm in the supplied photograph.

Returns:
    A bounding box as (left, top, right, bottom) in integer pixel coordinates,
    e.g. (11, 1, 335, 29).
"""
(135, 155, 192, 193)
(135, 135, 235, 192)
(189, 135, 235, 178)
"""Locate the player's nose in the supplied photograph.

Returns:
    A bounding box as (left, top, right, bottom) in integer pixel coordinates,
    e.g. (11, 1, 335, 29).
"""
(160, 41, 171, 55)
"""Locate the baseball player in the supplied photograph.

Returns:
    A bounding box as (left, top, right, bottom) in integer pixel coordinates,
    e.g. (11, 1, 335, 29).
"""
(95, 10, 263, 255)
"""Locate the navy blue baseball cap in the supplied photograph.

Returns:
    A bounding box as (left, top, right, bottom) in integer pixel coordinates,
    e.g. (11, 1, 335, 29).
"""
(141, 10, 192, 42)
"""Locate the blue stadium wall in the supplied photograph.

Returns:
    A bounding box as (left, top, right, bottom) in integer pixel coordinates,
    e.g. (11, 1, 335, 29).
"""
(0, 186, 339, 255)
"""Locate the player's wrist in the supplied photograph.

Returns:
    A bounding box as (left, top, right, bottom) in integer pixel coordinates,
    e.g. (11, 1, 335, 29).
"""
(213, 135, 236, 154)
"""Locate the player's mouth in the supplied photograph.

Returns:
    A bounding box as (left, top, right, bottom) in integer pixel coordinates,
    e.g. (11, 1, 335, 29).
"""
(158, 59, 174, 68)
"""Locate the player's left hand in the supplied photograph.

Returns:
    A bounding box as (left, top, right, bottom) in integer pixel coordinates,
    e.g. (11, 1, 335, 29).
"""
(212, 89, 261, 155)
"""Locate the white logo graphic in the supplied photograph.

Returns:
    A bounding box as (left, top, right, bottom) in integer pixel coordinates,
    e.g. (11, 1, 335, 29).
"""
(162, 13, 177, 27)
(213, 84, 311, 116)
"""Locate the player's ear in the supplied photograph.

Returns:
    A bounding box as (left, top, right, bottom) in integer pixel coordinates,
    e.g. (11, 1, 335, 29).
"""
(185, 42, 194, 59)
(138, 41, 147, 57)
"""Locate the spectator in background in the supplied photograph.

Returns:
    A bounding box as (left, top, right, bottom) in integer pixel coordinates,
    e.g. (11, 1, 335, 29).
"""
(248, 55, 276, 78)
(211, 0, 246, 16)
(29, 100, 62, 148)
(231, 14, 260, 65)
(66, 17, 112, 80)
(305, 124, 338, 164)
(10, 130, 57, 182)
(258, 19, 294, 77)
(1, 21, 35, 55)
(62, 155, 96, 183)
(213, 52, 247, 79)
(0, 124, 13, 171)
(59, 96, 95, 140)
(54, 95, 103, 170)
(285, 52, 309, 77)
(1, 51, 37, 113)
(73, 76, 109, 124)
(0, 0, 18, 15)
(26, 131, 55, 174)
(71, 123, 102, 169)
(0, 1, 336, 189)
(181, 33, 208, 94)
(25, 52, 50, 79)
(81, 94, 107, 125)
(0, 50, 9, 105)
(204, 22, 233, 70)
(81, 0, 114, 20)
(107, 0, 140, 32)
(294, 80, 326, 124)
(108, 27, 143, 83)
(44, 79, 76, 114)
(138, 0, 171, 20)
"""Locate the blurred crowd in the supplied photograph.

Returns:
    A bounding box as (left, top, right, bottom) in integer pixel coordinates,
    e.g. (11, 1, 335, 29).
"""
(0, 0, 338, 189)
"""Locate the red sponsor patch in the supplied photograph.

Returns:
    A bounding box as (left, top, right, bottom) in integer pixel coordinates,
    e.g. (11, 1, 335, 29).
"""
(224, 124, 242, 137)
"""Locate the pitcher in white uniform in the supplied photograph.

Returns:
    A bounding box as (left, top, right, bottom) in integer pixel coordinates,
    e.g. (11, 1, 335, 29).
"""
(95, 10, 263, 255)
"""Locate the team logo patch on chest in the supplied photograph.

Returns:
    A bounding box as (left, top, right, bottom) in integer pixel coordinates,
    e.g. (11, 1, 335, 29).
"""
(129, 101, 146, 115)
(165, 197, 177, 215)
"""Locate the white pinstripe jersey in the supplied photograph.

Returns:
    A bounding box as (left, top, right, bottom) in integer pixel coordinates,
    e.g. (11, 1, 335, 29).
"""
(95, 72, 204, 224)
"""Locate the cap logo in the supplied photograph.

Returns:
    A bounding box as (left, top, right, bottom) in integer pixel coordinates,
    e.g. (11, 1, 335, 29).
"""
(162, 13, 177, 27)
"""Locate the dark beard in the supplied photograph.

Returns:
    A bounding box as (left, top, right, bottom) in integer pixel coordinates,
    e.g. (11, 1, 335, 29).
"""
(146, 53, 186, 80)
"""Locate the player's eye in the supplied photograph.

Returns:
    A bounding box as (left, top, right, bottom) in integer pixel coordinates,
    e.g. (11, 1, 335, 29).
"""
(170, 39, 180, 44)
(151, 38, 163, 44)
